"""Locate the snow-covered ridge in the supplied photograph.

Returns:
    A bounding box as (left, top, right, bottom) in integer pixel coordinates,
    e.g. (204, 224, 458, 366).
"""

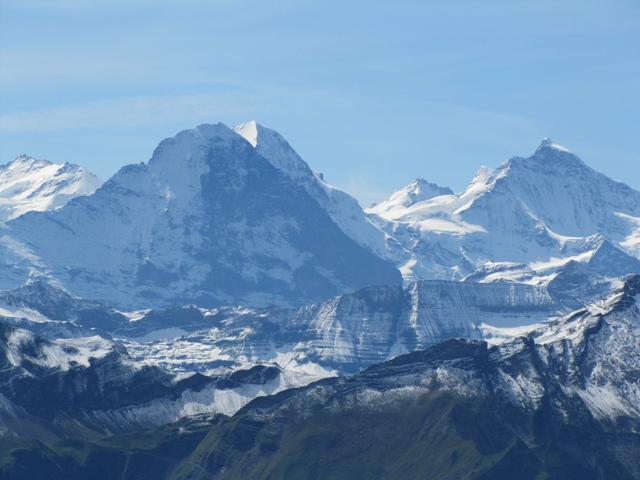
(235, 275, 640, 429)
(368, 178, 453, 220)
(234, 120, 397, 261)
(0, 273, 636, 437)
(0, 154, 101, 222)
(367, 138, 640, 284)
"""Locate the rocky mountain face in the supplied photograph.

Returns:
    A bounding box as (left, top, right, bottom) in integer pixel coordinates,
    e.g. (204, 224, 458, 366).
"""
(260, 279, 558, 372)
(0, 277, 566, 376)
(0, 124, 400, 309)
(3, 275, 640, 479)
(233, 120, 399, 260)
(368, 139, 640, 284)
(0, 320, 319, 440)
(0, 155, 101, 222)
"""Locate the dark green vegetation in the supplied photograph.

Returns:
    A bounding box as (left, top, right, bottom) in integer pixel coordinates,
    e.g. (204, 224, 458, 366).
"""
(0, 416, 212, 480)
(2, 390, 638, 480)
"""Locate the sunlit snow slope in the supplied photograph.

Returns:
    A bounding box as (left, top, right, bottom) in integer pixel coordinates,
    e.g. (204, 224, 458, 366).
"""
(0, 155, 101, 222)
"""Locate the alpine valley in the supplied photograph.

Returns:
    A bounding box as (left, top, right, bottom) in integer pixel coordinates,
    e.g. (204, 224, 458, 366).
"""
(1, 122, 639, 479)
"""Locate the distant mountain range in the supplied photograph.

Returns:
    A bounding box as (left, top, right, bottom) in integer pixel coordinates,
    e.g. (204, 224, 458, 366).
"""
(1, 122, 640, 479)
(1, 125, 639, 311)
(0, 277, 562, 376)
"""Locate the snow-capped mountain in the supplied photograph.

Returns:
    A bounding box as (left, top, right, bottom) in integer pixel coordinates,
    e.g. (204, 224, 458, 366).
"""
(368, 177, 453, 217)
(0, 155, 101, 222)
(367, 139, 640, 284)
(233, 121, 398, 260)
(3, 127, 637, 312)
(0, 123, 400, 309)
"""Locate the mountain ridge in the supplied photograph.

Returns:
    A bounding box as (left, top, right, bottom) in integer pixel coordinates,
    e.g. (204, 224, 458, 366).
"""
(2, 275, 640, 479)
(367, 138, 640, 283)
(0, 154, 101, 222)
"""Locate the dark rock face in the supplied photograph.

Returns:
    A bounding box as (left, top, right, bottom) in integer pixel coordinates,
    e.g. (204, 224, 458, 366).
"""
(192, 134, 401, 306)
(0, 322, 286, 438)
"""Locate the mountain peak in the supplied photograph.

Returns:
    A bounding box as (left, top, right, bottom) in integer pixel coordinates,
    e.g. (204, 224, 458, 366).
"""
(502, 138, 587, 176)
(154, 123, 242, 150)
(535, 137, 571, 154)
(233, 120, 259, 147)
(0, 155, 102, 222)
(368, 178, 453, 220)
(4, 154, 52, 171)
(148, 123, 252, 176)
(232, 120, 315, 182)
(406, 178, 453, 198)
(5, 121, 400, 308)
(193, 122, 239, 142)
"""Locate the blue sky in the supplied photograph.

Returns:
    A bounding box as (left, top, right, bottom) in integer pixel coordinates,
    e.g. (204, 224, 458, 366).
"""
(1, 0, 639, 205)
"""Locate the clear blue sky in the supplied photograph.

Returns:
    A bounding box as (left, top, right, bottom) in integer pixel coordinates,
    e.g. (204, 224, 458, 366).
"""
(1, 0, 639, 206)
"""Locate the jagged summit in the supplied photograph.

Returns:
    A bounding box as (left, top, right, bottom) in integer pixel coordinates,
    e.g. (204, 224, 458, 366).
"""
(233, 120, 259, 147)
(0, 154, 102, 222)
(506, 138, 585, 173)
(6, 154, 53, 169)
(368, 177, 454, 220)
(535, 137, 571, 153)
(402, 177, 453, 198)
